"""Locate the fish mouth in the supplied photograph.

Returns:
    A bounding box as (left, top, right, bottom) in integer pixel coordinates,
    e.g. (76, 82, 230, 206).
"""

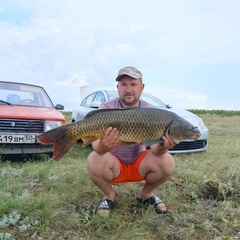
(190, 127, 201, 140)
(193, 134, 201, 141)
(192, 131, 201, 141)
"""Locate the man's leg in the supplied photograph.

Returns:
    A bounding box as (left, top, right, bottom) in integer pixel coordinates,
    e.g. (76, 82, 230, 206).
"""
(87, 151, 120, 215)
(138, 152, 175, 212)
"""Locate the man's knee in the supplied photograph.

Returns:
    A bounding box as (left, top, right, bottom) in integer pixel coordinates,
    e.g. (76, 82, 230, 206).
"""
(87, 152, 95, 169)
(87, 151, 96, 165)
(87, 151, 103, 177)
(87, 151, 119, 174)
(159, 153, 175, 176)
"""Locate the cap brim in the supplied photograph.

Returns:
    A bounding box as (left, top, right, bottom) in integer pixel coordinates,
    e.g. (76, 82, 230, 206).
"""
(116, 74, 140, 81)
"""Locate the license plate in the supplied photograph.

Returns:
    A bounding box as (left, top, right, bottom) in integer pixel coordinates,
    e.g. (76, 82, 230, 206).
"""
(0, 134, 36, 144)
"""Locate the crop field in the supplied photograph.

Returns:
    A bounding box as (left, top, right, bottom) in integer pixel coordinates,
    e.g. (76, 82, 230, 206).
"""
(0, 111, 240, 240)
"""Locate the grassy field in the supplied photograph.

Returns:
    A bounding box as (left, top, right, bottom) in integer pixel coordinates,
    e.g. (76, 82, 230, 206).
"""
(0, 112, 240, 239)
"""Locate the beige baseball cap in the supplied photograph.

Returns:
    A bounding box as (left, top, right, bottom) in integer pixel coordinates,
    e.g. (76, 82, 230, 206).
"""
(116, 66, 142, 81)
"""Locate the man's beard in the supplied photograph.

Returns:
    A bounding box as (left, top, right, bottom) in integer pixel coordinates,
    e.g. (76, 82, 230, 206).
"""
(120, 96, 138, 106)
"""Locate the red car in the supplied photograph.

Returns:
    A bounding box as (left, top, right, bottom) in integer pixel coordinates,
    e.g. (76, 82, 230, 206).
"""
(0, 81, 66, 158)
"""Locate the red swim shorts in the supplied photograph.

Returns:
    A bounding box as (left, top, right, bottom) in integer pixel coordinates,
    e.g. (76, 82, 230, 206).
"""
(111, 150, 150, 184)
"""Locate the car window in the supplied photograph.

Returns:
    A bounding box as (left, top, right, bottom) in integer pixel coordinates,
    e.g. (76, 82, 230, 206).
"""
(94, 91, 106, 103)
(81, 93, 96, 107)
(0, 81, 54, 107)
(140, 93, 167, 108)
(107, 90, 118, 100)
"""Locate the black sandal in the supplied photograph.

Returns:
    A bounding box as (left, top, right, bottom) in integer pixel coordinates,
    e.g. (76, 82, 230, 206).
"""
(96, 199, 115, 216)
(136, 195, 168, 214)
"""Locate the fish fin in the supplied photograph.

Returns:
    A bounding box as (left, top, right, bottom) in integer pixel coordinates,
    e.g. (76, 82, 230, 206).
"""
(52, 137, 74, 161)
(143, 138, 164, 147)
(82, 136, 99, 147)
(37, 126, 75, 161)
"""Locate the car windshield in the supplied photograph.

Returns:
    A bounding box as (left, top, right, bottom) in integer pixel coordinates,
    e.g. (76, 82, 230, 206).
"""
(0, 81, 54, 108)
(140, 92, 167, 108)
(106, 90, 119, 100)
(106, 90, 167, 108)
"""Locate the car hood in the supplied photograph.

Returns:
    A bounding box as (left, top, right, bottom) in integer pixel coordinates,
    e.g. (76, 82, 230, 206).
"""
(1, 105, 65, 121)
(165, 107, 197, 118)
(161, 107, 201, 127)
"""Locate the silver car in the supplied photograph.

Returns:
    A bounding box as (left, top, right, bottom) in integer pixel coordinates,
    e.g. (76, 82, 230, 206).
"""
(72, 89, 208, 154)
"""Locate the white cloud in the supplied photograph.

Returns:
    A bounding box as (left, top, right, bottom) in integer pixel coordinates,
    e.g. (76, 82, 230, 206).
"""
(144, 86, 208, 110)
(56, 74, 87, 88)
(0, 0, 240, 110)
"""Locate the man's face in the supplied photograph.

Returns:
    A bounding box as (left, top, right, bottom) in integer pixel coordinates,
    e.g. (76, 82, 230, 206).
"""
(117, 76, 144, 107)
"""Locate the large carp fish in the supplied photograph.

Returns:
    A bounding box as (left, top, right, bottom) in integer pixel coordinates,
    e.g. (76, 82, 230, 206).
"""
(37, 107, 201, 160)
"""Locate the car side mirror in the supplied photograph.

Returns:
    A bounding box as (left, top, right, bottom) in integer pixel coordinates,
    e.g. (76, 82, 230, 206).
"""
(91, 101, 101, 108)
(55, 104, 64, 110)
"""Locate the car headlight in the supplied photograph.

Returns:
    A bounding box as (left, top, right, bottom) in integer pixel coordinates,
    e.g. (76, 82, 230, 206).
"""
(44, 121, 62, 132)
(199, 118, 206, 129)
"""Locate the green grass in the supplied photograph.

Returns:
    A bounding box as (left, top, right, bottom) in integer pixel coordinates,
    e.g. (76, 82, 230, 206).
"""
(0, 112, 240, 239)
(188, 109, 240, 117)
(62, 111, 72, 123)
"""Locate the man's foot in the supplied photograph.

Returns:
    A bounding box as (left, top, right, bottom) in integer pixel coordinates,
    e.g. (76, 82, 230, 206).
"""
(96, 199, 115, 217)
(136, 195, 168, 214)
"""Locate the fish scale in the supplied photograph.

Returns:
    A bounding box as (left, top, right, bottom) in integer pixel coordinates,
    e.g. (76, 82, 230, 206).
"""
(37, 107, 201, 160)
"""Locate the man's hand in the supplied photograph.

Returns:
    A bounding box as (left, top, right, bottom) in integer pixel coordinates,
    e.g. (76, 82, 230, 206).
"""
(150, 134, 176, 156)
(92, 127, 120, 154)
(160, 134, 176, 150)
(101, 127, 120, 149)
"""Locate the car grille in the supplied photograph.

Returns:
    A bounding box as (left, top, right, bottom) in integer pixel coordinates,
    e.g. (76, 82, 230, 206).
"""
(170, 140, 208, 151)
(0, 119, 44, 133)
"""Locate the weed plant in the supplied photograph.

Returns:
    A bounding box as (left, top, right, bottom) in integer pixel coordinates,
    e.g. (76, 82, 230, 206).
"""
(0, 113, 239, 239)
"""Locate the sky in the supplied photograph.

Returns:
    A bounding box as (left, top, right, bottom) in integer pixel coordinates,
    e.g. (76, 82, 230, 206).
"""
(0, 0, 239, 111)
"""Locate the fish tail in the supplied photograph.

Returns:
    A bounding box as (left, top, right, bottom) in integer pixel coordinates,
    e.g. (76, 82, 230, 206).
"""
(37, 126, 74, 161)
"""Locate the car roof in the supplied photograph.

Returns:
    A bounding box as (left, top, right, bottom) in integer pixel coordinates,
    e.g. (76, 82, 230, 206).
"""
(0, 81, 44, 89)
